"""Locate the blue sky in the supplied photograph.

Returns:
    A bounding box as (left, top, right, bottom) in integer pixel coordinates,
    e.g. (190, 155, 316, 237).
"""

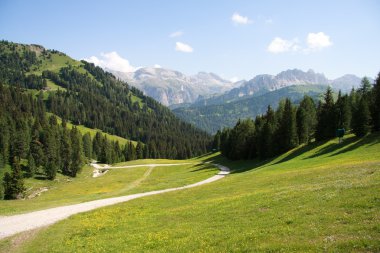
(1, 0, 379, 80)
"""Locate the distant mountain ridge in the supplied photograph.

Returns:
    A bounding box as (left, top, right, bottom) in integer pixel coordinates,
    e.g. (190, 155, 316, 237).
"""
(192, 69, 366, 107)
(110, 67, 239, 106)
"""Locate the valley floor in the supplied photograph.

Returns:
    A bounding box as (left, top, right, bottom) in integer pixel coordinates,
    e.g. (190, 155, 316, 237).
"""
(0, 133, 379, 252)
(0, 163, 229, 240)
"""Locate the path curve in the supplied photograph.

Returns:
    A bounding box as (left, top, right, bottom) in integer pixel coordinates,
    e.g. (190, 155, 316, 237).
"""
(0, 163, 229, 240)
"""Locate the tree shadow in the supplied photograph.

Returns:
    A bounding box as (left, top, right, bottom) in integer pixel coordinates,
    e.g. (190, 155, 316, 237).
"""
(304, 136, 358, 159)
(273, 141, 324, 165)
(33, 172, 48, 180)
(198, 153, 276, 174)
(194, 132, 380, 174)
(330, 133, 380, 157)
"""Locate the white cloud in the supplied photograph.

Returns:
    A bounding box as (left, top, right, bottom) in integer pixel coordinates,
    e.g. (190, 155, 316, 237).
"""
(154, 64, 162, 68)
(84, 51, 136, 73)
(267, 32, 333, 54)
(306, 32, 333, 50)
(169, 30, 183, 38)
(175, 42, 193, 53)
(231, 12, 252, 25)
(267, 37, 300, 53)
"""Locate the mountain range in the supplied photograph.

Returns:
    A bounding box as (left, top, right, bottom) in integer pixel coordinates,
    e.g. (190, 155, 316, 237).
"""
(192, 69, 365, 107)
(111, 67, 366, 108)
(110, 67, 239, 106)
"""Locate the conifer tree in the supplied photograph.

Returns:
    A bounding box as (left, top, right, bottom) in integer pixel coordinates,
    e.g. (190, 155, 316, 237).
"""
(372, 72, 380, 131)
(30, 122, 45, 168)
(129, 141, 136, 160)
(277, 99, 298, 152)
(335, 92, 352, 130)
(3, 157, 25, 199)
(212, 130, 222, 151)
(69, 126, 84, 177)
(60, 128, 71, 175)
(258, 106, 276, 159)
(27, 152, 36, 177)
(82, 132, 92, 160)
(136, 141, 144, 160)
(296, 96, 317, 144)
(352, 97, 371, 137)
(316, 87, 336, 141)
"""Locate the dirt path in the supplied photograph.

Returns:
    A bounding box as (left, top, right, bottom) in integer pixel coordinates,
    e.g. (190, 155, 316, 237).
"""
(0, 163, 230, 240)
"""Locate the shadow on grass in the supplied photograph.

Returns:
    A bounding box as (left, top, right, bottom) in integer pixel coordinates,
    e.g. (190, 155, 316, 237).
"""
(330, 133, 380, 157)
(197, 153, 277, 174)
(202, 132, 380, 174)
(33, 172, 48, 180)
(305, 136, 358, 159)
(273, 141, 324, 165)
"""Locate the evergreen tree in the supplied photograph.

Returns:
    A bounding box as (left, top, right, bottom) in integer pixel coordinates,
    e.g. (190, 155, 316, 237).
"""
(335, 92, 352, 130)
(258, 106, 276, 159)
(372, 72, 380, 131)
(45, 160, 56, 180)
(352, 97, 371, 137)
(3, 157, 25, 199)
(60, 128, 71, 175)
(220, 128, 232, 157)
(316, 87, 336, 141)
(277, 99, 298, 153)
(143, 144, 149, 159)
(30, 124, 45, 168)
(228, 119, 255, 160)
(296, 96, 317, 144)
(82, 132, 92, 160)
(212, 130, 222, 151)
(69, 126, 84, 177)
(27, 152, 36, 177)
(136, 141, 144, 160)
(129, 141, 136, 161)
(92, 132, 103, 161)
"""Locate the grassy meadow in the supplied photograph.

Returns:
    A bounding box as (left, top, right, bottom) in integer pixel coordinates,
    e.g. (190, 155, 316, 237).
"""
(1, 133, 379, 252)
(0, 161, 217, 216)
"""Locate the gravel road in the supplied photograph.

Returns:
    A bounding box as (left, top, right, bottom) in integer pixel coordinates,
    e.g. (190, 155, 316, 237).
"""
(0, 163, 229, 240)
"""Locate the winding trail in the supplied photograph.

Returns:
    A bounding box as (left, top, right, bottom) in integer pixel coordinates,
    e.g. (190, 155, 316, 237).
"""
(0, 163, 230, 240)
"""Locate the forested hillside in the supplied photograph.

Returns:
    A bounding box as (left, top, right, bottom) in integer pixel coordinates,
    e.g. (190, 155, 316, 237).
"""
(174, 84, 327, 134)
(0, 40, 210, 158)
(215, 75, 380, 160)
(0, 40, 211, 199)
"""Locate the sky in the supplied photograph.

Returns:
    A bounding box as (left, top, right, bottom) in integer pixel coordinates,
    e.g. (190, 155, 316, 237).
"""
(1, 0, 379, 81)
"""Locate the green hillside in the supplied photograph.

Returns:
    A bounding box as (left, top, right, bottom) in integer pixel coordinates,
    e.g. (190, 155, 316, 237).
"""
(0, 160, 217, 215)
(0, 40, 211, 160)
(173, 84, 327, 134)
(3, 133, 379, 252)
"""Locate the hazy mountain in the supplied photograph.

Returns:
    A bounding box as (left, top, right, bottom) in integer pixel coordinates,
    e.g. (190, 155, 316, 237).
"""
(330, 74, 364, 92)
(174, 84, 328, 134)
(110, 67, 239, 106)
(192, 69, 366, 107)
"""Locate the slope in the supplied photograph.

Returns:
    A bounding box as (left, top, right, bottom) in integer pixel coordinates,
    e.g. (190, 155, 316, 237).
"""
(0, 40, 210, 159)
(6, 133, 379, 252)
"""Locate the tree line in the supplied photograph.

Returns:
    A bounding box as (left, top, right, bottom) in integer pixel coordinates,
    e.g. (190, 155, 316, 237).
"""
(0, 40, 211, 160)
(214, 74, 380, 160)
(0, 85, 152, 200)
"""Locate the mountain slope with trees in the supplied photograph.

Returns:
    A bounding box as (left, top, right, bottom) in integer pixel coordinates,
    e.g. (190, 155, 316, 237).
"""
(215, 74, 380, 161)
(174, 84, 327, 134)
(0, 40, 211, 199)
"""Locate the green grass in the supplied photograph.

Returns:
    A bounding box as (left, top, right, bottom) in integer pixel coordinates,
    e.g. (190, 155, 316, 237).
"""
(29, 53, 82, 75)
(0, 161, 217, 216)
(47, 113, 134, 146)
(45, 79, 66, 91)
(6, 133, 379, 252)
